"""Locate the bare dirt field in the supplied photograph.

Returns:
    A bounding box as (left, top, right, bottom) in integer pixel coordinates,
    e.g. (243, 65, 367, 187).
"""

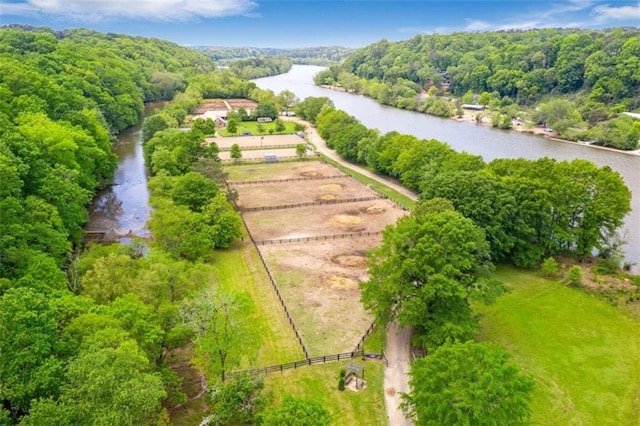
(243, 200, 405, 242)
(208, 134, 306, 150)
(226, 161, 345, 182)
(192, 99, 227, 114)
(227, 99, 257, 110)
(261, 237, 381, 354)
(233, 177, 382, 209)
(227, 161, 408, 356)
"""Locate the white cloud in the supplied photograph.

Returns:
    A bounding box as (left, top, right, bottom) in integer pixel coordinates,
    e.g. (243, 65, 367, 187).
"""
(0, 0, 258, 21)
(592, 2, 640, 21)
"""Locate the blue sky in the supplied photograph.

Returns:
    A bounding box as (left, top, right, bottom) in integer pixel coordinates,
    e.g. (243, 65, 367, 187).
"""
(1, 0, 638, 48)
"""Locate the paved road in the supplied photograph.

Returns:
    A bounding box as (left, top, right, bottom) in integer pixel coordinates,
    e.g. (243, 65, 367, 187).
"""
(288, 117, 416, 425)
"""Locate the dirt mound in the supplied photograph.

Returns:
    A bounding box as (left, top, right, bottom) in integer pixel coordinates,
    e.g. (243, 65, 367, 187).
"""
(320, 183, 343, 191)
(326, 275, 358, 290)
(363, 205, 386, 214)
(318, 194, 336, 201)
(300, 171, 322, 178)
(332, 254, 367, 267)
(330, 214, 362, 225)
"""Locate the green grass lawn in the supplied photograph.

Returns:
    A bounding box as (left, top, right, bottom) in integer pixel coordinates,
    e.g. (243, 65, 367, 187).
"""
(210, 239, 305, 366)
(263, 360, 387, 426)
(474, 268, 640, 425)
(219, 120, 298, 136)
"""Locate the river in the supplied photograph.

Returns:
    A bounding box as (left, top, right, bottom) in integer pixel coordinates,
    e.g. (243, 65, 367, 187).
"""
(86, 102, 164, 242)
(254, 65, 640, 270)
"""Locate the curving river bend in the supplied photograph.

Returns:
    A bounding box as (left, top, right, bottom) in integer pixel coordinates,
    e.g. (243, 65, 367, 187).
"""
(255, 65, 639, 271)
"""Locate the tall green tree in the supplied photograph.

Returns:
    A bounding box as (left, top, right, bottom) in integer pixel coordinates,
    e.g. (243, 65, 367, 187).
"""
(361, 201, 492, 349)
(180, 290, 260, 382)
(402, 341, 534, 425)
(24, 340, 166, 426)
(0, 288, 64, 421)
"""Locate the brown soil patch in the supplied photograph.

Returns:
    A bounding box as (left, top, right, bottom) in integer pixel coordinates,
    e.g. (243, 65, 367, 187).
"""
(320, 183, 343, 191)
(326, 275, 358, 290)
(330, 214, 362, 225)
(318, 194, 336, 201)
(300, 171, 322, 178)
(364, 205, 386, 214)
(228, 99, 258, 110)
(332, 254, 368, 267)
(386, 388, 396, 396)
(192, 99, 227, 114)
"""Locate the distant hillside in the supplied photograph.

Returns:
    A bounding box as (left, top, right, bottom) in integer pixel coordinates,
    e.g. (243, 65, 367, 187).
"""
(315, 28, 640, 150)
(192, 45, 353, 66)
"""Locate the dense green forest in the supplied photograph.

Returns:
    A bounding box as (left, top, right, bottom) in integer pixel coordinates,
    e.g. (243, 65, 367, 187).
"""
(228, 56, 292, 79)
(0, 26, 235, 424)
(314, 28, 640, 150)
(193, 45, 353, 66)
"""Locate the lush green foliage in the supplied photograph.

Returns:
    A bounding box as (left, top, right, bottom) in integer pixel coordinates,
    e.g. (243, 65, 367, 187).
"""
(315, 28, 640, 149)
(204, 374, 265, 425)
(402, 341, 534, 425)
(315, 105, 631, 267)
(294, 96, 335, 124)
(0, 26, 255, 424)
(260, 395, 332, 426)
(193, 45, 353, 66)
(361, 199, 494, 349)
(228, 56, 292, 79)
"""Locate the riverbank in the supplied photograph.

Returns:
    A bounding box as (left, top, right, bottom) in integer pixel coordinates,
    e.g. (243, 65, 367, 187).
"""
(320, 84, 640, 157)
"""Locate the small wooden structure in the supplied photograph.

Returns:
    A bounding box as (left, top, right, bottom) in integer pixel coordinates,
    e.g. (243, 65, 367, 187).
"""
(344, 361, 365, 390)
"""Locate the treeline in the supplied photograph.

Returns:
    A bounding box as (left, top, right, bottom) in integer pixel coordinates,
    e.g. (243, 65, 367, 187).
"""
(193, 45, 353, 66)
(311, 99, 631, 268)
(314, 28, 640, 150)
(0, 26, 252, 425)
(228, 57, 292, 79)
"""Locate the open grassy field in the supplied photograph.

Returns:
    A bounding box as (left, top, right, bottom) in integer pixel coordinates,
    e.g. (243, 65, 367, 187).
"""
(218, 120, 298, 136)
(210, 240, 305, 365)
(475, 268, 640, 425)
(263, 360, 387, 426)
(208, 134, 306, 150)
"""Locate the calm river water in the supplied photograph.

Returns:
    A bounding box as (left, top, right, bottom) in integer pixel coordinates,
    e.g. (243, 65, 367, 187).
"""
(86, 102, 164, 241)
(255, 65, 639, 270)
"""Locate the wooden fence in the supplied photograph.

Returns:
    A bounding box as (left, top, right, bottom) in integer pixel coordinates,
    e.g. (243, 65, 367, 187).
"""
(353, 321, 376, 352)
(228, 175, 348, 186)
(255, 231, 382, 246)
(221, 154, 317, 163)
(219, 144, 300, 151)
(241, 196, 384, 212)
(227, 350, 366, 378)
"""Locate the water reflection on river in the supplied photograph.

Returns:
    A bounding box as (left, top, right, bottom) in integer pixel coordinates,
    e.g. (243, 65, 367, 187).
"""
(255, 65, 640, 270)
(86, 102, 164, 241)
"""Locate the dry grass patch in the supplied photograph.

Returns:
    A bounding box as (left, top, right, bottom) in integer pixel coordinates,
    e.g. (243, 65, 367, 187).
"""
(261, 238, 381, 355)
(225, 161, 344, 182)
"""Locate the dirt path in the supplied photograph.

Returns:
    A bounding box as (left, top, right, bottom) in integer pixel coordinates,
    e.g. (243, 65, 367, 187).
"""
(284, 117, 419, 203)
(384, 322, 414, 426)
(286, 116, 415, 425)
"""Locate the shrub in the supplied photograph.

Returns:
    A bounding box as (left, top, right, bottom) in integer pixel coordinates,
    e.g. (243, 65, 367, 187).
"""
(567, 265, 583, 285)
(338, 369, 346, 391)
(540, 257, 559, 278)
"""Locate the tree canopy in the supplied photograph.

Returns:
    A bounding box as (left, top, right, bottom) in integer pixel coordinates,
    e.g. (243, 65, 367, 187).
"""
(314, 28, 640, 149)
(402, 341, 534, 425)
